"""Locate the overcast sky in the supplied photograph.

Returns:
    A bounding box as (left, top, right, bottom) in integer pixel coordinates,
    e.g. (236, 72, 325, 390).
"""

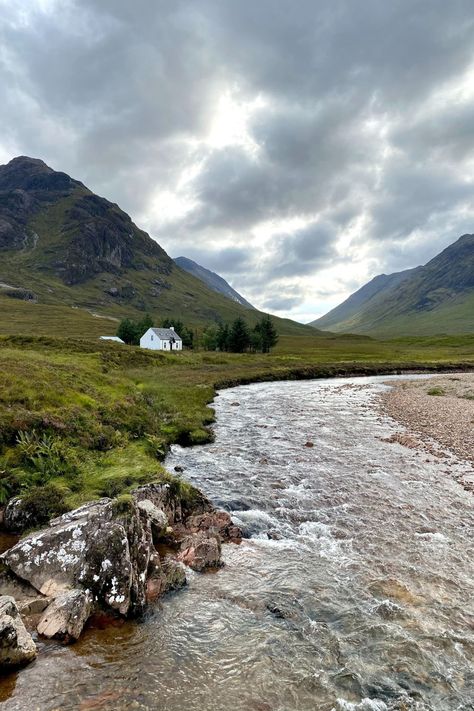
(1, 1, 474, 321)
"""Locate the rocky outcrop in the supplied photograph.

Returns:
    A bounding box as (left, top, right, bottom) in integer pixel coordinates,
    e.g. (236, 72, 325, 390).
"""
(0, 596, 37, 669)
(1, 497, 153, 616)
(0, 482, 241, 649)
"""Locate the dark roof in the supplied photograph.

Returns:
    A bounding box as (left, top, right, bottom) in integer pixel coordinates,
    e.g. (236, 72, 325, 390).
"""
(150, 327, 182, 341)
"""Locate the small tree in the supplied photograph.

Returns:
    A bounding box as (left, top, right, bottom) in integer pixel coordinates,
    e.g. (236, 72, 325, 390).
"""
(216, 323, 230, 351)
(116, 314, 154, 345)
(116, 318, 139, 345)
(137, 313, 154, 335)
(229, 317, 251, 353)
(254, 315, 279, 353)
(202, 325, 218, 351)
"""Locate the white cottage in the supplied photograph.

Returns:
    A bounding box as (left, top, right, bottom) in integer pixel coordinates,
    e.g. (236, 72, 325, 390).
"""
(140, 326, 183, 351)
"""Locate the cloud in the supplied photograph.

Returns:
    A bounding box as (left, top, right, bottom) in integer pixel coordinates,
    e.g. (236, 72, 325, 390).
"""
(1, 0, 474, 319)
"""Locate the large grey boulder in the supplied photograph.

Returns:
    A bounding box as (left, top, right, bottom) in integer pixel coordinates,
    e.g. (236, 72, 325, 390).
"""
(0, 595, 37, 669)
(1, 497, 153, 617)
(37, 589, 92, 641)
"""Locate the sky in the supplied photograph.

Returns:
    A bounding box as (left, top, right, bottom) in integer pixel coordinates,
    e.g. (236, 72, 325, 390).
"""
(1, 0, 474, 322)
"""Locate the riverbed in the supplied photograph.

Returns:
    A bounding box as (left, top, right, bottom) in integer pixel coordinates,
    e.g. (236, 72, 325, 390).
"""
(1, 375, 473, 710)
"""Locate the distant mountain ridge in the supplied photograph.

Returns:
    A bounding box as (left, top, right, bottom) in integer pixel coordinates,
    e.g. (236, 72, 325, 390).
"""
(174, 256, 255, 309)
(0, 156, 312, 337)
(311, 234, 474, 336)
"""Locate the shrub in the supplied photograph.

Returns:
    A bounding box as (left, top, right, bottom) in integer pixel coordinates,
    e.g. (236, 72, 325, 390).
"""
(16, 430, 78, 478)
(111, 493, 134, 517)
(427, 387, 445, 396)
(17, 483, 69, 527)
(99, 475, 134, 498)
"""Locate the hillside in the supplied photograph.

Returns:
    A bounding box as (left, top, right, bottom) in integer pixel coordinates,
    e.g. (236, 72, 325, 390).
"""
(0, 157, 311, 338)
(174, 256, 255, 309)
(311, 234, 474, 336)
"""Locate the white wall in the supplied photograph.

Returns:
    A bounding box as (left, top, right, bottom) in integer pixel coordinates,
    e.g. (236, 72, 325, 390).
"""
(139, 328, 183, 350)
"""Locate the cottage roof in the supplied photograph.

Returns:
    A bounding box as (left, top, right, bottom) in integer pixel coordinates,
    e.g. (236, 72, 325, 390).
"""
(99, 336, 124, 343)
(150, 327, 182, 341)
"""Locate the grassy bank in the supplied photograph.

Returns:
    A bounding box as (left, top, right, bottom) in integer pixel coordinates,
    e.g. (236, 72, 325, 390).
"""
(0, 332, 473, 526)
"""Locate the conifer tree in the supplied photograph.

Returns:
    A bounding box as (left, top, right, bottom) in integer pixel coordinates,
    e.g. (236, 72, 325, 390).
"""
(229, 317, 251, 352)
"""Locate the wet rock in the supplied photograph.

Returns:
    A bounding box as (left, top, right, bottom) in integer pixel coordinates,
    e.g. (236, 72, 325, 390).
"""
(185, 511, 242, 543)
(304, 441, 314, 448)
(0, 595, 37, 669)
(37, 589, 92, 642)
(230, 402, 240, 406)
(146, 554, 186, 602)
(265, 602, 287, 619)
(178, 532, 222, 571)
(174, 465, 184, 473)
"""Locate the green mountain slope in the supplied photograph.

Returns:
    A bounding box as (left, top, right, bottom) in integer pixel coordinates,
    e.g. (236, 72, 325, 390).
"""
(0, 156, 312, 338)
(311, 234, 474, 336)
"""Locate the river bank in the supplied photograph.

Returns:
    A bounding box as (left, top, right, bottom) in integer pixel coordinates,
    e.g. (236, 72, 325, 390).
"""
(379, 373, 474, 492)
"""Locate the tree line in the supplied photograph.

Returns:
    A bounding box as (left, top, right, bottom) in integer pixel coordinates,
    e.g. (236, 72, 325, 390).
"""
(116, 314, 278, 353)
(202, 315, 278, 353)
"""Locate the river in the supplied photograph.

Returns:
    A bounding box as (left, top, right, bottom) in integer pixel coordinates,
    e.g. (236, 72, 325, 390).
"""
(1, 376, 473, 710)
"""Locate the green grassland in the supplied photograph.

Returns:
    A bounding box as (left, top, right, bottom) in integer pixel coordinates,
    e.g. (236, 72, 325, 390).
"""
(0, 324, 473, 525)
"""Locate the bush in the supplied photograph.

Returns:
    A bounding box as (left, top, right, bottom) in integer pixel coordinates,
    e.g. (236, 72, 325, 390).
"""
(99, 475, 134, 498)
(17, 483, 69, 528)
(16, 430, 78, 478)
(111, 493, 134, 517)
(427, 387, 445, 396)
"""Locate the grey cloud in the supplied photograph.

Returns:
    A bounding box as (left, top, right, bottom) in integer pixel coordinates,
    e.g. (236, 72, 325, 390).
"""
(264, 222, 339, 280)
(1, 0, 474, 318)
(262, 295, 304, 312)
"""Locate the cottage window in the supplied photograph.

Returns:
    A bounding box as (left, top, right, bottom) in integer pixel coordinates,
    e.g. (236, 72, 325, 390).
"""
(151, 335, 154, 341)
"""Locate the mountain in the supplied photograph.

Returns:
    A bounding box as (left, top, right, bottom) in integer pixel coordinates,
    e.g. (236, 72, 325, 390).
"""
(0, 156, 312, 337)
(174, 256, 255, 309)
(311, 234, 474, 336)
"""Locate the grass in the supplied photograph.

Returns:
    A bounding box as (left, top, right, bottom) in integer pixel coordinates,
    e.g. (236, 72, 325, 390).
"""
(427, 386, 445, 396)
(0, 328, 473, 524)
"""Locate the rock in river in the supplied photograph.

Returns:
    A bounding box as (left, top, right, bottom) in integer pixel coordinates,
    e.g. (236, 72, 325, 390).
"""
(0, 595, 37, 669)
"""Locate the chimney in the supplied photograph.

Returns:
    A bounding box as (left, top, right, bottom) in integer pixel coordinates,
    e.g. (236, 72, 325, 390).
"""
(170, 325, 174, 330)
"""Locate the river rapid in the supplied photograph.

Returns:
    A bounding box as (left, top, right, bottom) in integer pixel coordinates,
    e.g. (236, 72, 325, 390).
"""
(1, 376, 473, 711)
